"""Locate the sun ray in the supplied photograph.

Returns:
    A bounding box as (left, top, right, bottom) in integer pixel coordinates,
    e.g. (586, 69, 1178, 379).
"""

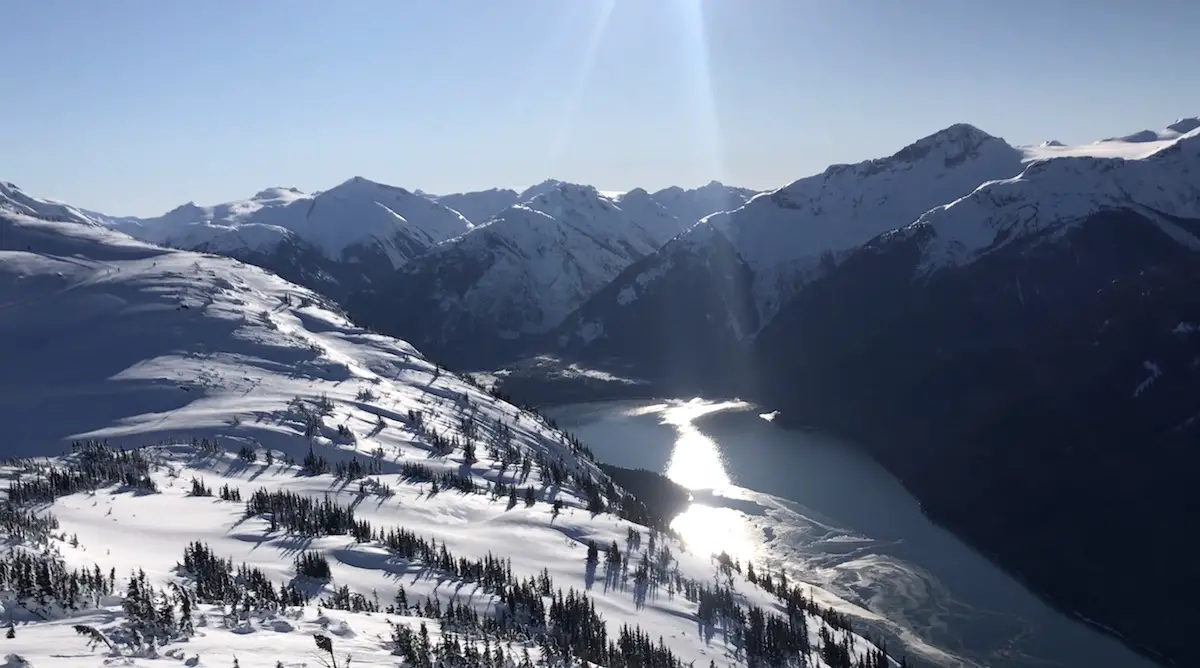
(675, 0, 725, 181)
(547, 0, 617, 170)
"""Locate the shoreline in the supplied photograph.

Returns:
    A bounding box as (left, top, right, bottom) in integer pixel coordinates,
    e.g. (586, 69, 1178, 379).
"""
(518, 376, 1170, 668)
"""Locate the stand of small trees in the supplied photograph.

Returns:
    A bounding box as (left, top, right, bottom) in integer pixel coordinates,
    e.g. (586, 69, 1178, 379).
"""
(7, 441, 157, 506)
(294, 551, 332, 580)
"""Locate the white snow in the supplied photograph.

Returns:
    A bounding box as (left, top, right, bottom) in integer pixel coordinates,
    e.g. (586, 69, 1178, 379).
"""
(697, 124, 1026, 321)
(0, 209, 893, 668)
(1021, 119, 1200, 161)
(433, 188, 520, 225)
(648, 182, 758, 230)
(911, 126, 1200, 270)
(612, 188, 691, 245)
(1134, 360, 1163, 398)
(606, 118, 1200, 332)
(0, 181, 104, 227)
(402, 184, 681, 340)
(95, 177, 471, 267)
(4, 604, 554, 668)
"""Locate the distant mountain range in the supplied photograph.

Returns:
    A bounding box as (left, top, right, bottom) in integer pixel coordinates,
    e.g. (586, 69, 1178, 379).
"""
(37, 175, 756, 361)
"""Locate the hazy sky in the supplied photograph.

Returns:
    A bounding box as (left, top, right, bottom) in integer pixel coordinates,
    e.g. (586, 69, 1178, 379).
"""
(3, 0, 1198, 216)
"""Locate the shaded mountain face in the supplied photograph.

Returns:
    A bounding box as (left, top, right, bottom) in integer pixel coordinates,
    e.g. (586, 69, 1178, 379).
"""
(551, 125, 1030, 370)
(755, 207, 1200, 667)
(749, 128, 1200, 666)
(649, 181, 758, 228)
(348, 184, 670, 368)
(433, 188, 520, 225)
(549, 223, 758, 392)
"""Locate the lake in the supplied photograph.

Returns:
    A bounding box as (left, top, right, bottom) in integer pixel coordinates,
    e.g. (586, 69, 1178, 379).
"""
(545, 398, 1157, 668)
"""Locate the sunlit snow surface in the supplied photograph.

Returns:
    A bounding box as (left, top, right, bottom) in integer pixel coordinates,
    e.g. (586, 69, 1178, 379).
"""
(0, 212, 890, 668)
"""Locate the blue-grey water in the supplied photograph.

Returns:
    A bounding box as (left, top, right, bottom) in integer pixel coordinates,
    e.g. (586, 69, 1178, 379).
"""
(545, 398, 1156, 668)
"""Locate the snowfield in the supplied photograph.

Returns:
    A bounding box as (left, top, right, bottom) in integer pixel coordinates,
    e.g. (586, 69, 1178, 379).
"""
(3, 604, 552, 668)
(93, 177, 472, 269)
(0, 210, 899, 667)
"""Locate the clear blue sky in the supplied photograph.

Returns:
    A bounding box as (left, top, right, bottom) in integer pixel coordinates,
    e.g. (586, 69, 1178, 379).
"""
(3, 0, 1198, 216)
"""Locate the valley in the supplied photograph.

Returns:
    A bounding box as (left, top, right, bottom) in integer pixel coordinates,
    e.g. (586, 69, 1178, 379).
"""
(4, 113, 1199, 667)
(545, 399, 1159, 668)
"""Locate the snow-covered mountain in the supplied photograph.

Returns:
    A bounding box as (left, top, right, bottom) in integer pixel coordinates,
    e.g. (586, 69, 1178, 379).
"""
(0, 180, 104, 226)
(84, 176, 474, 299)
(433, 187, 521, 225)
(706, 124, 1030, 319)
(0, 204, 900, 668)
(549, 120, 1200, 368)
(349, 183, 701, 367)
(649, 180, 759, 228)
(109, 178, 473, 264)
(902, 123, 1200, 271)
(610, 188, 692, 245)
(548, 124, 1026, 364)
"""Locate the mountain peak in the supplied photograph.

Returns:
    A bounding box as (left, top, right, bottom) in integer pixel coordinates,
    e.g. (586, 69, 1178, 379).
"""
(529, 182, 602, 202)
(526, 183, 612, 217)
(890, 123, 1002, 164)
(168, 201, 204, 215)
(328, 176, 408, 196)
(518, 179, 565, 202)
(252, 186, 304, 200)
(1167, 117, 1200, 135)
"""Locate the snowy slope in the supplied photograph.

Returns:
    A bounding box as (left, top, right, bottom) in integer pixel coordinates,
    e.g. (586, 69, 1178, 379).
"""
(0, 181, 103, 226)
(543, 118, 1200, 380)
(348, 184, 680, 367)
(905, 124, 1200, 270)
(649, 181, 758, 229)
(97, 177, 471, 268)
(1021, 117, 1200, 161)
(517, 179, 568, 202)
(611, 188, 690, 245)
(702, 124, 1027, 320)
(0, 208, 898, 668)
(434, 187, 521, 225)
(3, 606, 560, 668)
(543, 123, 1029, 364)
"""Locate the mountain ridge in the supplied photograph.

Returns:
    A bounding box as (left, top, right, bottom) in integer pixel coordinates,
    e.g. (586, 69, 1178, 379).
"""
(347, 180, 747, 367)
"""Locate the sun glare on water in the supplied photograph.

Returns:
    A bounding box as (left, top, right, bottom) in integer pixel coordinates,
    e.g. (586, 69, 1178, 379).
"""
(648, 400, 759, 563)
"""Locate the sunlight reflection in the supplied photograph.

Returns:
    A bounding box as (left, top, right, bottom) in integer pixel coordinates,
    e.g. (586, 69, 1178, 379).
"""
(665, 427, 730, 490)
(650, 399, 760, 562)
(672, 504, 757, 565)
(658, 398, 747, 491)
